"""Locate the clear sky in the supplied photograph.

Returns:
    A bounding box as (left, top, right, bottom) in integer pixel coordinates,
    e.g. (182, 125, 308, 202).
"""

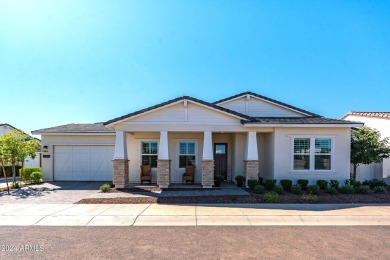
(1, 0, 389, 136)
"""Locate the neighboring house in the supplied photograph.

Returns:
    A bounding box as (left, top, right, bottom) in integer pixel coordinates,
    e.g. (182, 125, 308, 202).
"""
(32, 91, 362, 188)
(0, 123, 41, 168)
(342, 112, 390, 181)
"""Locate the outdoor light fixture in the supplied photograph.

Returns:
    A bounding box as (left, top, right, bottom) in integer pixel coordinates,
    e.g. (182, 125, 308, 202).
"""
(43, 146, 48, 152)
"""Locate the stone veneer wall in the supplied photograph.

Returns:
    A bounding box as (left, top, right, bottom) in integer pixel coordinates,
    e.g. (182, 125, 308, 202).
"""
(202, 160, 214, 188)
(157, 160, 170, 188)
(113, 159, 129, 188)
(244, 160, 259, 187)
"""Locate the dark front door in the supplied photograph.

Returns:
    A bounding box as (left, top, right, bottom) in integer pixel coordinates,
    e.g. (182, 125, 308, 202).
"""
(214, 143, 228, 179)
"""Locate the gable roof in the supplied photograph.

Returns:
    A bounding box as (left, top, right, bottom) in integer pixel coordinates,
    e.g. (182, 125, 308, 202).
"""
(32, 123, 114, 134)
(213, 91, 321, 117)
(342, 112, 390, 120)
(104, 96, 253, 126)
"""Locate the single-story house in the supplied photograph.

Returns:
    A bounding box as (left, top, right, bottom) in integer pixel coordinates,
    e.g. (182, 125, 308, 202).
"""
(32, 91, 362, 188)
(342, 112, 390, 181)
(0, 123, 41, 168)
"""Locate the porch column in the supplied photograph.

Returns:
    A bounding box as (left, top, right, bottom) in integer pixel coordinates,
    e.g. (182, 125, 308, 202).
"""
(244, 131, 259, 187)
(113, 131, 129, 188)
(202, 131, 214, 188)
(157, 131, 170, 188)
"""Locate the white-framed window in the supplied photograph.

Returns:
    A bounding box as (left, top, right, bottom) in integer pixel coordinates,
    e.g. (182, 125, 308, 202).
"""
(179, 141, 196, 168)
(292, 137, 333, 171)
(141, 141, 158, 168)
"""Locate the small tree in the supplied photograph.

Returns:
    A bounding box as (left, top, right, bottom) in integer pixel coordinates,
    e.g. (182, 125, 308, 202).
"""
(1, 131, 24, 183)
(17, 136, 40, 184)
(351, 126, 390, 179)
(0, 140, 10, 194)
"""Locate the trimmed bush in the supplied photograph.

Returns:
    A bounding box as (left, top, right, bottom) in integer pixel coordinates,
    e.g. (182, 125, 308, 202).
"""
(364, 179, 387, 189)
(329, 180, 340, 189)
(272, 185, 284, 195)
(374, 186, 387, 194)
(326, 186, 338, 195)
(316, 180, 328, 190)
(265, 179, 276, 190)
(297, 179, 309, 190)
(100, 184, 111, 193)
(340, 185, 355, 194)
(30, 171, 43, 184)
(301, 193, 319, 203)
(247, 180, 260, 190)
(308, 185, 320, 195)
(291, 184, 302, 195)
(280, 179, 292, 191)
(253, 185, 265, 194)
(263, 192, 280, 203)
(356, 185, 370, 194)
(1, 166, 22, 177)
(20, 167, 42, 183)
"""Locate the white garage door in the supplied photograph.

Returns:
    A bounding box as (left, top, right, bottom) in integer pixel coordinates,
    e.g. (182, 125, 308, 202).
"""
(54, 145, 115, 181)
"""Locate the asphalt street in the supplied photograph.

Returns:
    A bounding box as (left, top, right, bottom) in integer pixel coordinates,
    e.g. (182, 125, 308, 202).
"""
(1, 226, 389, 260)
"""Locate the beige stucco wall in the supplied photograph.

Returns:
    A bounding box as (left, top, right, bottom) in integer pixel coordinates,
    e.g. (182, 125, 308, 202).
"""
(40, 134, 115, 181)
(272, 127, 351, 184)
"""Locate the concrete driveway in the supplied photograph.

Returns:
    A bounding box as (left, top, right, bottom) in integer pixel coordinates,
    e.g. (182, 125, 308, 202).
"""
(0, 181, 106, 204)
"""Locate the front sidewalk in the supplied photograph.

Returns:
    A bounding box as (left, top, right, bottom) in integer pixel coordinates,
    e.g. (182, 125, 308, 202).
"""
(1, 203, 390, 226)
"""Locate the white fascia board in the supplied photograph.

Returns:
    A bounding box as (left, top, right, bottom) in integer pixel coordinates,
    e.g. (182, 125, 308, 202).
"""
(243, 123, 364, 128)
(31, 132, 115, 136)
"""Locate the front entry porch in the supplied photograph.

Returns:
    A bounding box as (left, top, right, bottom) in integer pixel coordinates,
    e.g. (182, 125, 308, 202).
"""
(112, 130, 271, 188)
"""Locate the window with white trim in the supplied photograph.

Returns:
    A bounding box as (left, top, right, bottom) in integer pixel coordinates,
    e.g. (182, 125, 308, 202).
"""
(141, 141, 158, 168)
(179, 141, 196, 168)
(293, 138, 332, 171)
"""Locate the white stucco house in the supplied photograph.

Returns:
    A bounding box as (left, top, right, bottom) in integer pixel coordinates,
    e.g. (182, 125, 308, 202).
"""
(32, 92, 362, 188)
(342, 112, 390, 181)
(0, 123, 41, 168)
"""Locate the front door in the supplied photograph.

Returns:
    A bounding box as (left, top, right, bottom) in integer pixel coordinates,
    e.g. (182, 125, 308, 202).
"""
(214, 143, 228, 179)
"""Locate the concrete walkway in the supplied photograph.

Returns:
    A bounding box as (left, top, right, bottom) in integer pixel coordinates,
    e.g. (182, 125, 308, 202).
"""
(1, 203, 390, 226)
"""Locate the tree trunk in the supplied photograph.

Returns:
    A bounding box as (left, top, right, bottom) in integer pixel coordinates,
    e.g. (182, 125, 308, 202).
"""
(352, 164, 357, 180)
(12, 162, 16, 183)
(0, 159, 10, 195)
(20, 160, 24, 186)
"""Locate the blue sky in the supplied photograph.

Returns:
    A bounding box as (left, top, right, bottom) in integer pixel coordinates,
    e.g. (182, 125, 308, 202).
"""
(1, 0, 389, 136)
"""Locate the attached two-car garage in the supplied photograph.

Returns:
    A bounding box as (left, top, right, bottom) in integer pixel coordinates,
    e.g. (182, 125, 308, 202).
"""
(54, 145, 115, 181)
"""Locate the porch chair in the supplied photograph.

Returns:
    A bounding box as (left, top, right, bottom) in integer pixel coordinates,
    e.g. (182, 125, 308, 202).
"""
(140, 165, 152, 184)
(182, 165, 195, 184)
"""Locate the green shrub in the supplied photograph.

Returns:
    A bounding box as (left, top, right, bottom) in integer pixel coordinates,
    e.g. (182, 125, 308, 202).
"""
(364, 179, 387, 189)
(247, 180, 260, 190)
(373, 186, 387, 194)
(297, 179, 309, 190)
(253, 185, 265, 194)
(301, 193, 319, 203)
(326, 186, 338, 195)
(235, 175, 245, 182)
(265, 179, 276, 190)
(280, 179, 292, 191)
(316, 180, 328, 190)
(11, 182, 21, 189)
(263, 192, 280, 203)
(258, 177, 264, 185)
(356, 185, 370, 194)
(20, 167, 42, 183)
(346, 178, 361, 187)
(340, 185, 355, 194)
(329, 180, 340, 189)
(272, 185, 284, 195)
(1, 166, 22, 177)
(100, 184, 111, 193)
(30, 171, 43, 183)
(291, 184, 302, 195)
(308, 185, 320, 195)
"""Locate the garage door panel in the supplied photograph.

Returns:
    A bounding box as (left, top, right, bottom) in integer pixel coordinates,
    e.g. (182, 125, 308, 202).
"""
(54, 145, 114, 181)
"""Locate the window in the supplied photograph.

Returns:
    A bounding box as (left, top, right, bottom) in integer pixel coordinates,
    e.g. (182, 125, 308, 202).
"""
(292, 138, 332, 171)
(141, 141, 158, 168)
(179, 141, 196, 168)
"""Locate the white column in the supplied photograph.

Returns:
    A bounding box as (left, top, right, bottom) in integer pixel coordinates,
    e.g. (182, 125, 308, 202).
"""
(202, 131, 213, 160)
(158, 131, 169, 159)
(113, 131, 128, 160)
(245, 131, 258, 160)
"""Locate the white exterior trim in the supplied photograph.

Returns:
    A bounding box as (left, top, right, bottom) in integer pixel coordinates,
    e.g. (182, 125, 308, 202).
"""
(202, 131, 213, 160)
(244, 124, 362, 128)
(245, 131, 258, 160)
(158, 131, 169, 160)
(113, 131, 128, 160)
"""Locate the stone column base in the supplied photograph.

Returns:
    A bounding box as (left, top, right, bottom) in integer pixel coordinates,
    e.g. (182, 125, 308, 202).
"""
(157, 160, 170, 188)
(244, 160, 259, 188)
(202, 160, 214, 188)
(113, 159, 129, 188)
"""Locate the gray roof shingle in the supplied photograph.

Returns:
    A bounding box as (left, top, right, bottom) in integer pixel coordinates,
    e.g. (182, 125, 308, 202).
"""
(342, 112, 390, 120)
(32, 123, 114, 134)
(242, 117, 362, 125)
